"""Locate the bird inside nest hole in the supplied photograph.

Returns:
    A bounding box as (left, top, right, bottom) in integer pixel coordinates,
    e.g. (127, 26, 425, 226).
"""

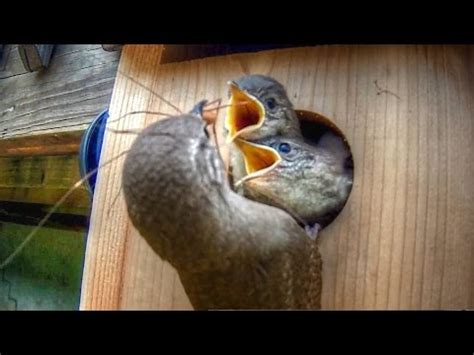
(296, 110, 354, 228)
(228, 107, 355, 233)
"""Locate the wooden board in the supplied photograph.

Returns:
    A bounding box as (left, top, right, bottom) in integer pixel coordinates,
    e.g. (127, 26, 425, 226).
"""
(0, 133, 90, 217)
(80, 44, 474, 310)
(0, 45, 120, 140)
(0, 154, 89, 210)
(0, 131, 83, 157)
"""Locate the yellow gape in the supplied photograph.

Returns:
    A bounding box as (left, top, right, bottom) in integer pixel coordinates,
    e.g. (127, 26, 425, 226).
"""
(233, 138, 281, 187)
(225, 82, 265, 143)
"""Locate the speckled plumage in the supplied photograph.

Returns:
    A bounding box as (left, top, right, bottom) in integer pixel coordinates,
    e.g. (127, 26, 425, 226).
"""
(122, 112, 322, 309)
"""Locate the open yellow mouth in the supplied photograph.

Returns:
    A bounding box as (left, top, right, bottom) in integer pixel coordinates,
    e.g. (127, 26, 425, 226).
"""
(233, 138, 281, 186)
(225, 82, 265, 143)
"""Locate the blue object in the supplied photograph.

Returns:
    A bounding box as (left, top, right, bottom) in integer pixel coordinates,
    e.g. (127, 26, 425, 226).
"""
(79, 109, 109, 195)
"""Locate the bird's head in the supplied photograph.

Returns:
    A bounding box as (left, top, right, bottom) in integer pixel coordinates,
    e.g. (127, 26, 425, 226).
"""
(234, 136, 316, 188)
(225, 75, 300, 143)
(123, 102, 227, 223)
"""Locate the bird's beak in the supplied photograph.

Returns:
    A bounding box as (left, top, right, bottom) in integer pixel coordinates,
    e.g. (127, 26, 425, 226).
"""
(233, 138, 281, 186)
(225, 81, 265, 143)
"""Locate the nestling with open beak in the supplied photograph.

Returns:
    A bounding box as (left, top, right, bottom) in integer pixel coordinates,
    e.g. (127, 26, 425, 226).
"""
(225, 75, 353, 240)
(235, 133, 353, 240)
(225, 75, 304, 187)
(225, 74, 303, 143)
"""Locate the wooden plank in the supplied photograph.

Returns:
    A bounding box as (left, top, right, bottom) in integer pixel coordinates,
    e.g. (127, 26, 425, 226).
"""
(81, 44, 474, 310)
(80, 45, 176, 310)
(0, 131, 83, 157)
(0, 44, 108, 79)
(0, 45, 16, 73)
(0, 44, 120, 140)
(0, 131, 89, 216)
(0, 154, 89, 210)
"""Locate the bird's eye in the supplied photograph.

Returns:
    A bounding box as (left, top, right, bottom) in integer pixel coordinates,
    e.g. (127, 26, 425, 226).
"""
(265, 97, 276, 110)
(278, 143, 291, 154)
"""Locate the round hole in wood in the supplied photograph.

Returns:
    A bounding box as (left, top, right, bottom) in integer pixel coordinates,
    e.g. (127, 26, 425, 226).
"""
(295, 109, 354, 229)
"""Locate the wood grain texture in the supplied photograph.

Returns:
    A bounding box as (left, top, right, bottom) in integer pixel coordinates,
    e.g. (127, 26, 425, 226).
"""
(0, 154, 89, 209)
(0, 130, 88, 215)
(0, 132, 83, 157)
(81, 45, 473, 310)
(0, 44, 120, 139)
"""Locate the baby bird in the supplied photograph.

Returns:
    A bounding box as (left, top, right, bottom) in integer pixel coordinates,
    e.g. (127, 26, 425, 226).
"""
(225, 74, 304, 186)
(225, 74, 303, 143)
(235, 132, 353, 240)
(225, 75, 353, 238)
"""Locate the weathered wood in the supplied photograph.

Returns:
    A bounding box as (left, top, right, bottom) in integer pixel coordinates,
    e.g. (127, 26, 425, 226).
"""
(0, 131, 89, 215)
(18, 45, 55, 72)
(80, 45, 177, 310)
(0, 44, 120, 140)
(0, 44, 108, 79)
(0, 45, 25, 77)
(0, 132, 83, 157)
(0, 154, 89, 210)
(81, 44, 474, 310)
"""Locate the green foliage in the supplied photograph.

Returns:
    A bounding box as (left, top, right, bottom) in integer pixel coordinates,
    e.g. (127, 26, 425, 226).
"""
(0, 222, 86, 309)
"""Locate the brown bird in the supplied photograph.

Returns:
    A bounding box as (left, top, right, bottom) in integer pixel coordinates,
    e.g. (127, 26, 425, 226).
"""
(121, 102, 322, 309)
(234, 133, 353, 240)
(225, 74, 303, 187)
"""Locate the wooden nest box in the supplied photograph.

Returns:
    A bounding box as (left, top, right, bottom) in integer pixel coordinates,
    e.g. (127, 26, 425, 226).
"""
(80, 45, 474, 310)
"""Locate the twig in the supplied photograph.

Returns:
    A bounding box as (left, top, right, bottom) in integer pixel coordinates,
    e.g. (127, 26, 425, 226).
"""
(118, 70, 183, 114)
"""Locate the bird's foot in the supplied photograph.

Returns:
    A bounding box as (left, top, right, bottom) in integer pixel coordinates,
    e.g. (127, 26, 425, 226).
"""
(304, 223, 321, 241)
